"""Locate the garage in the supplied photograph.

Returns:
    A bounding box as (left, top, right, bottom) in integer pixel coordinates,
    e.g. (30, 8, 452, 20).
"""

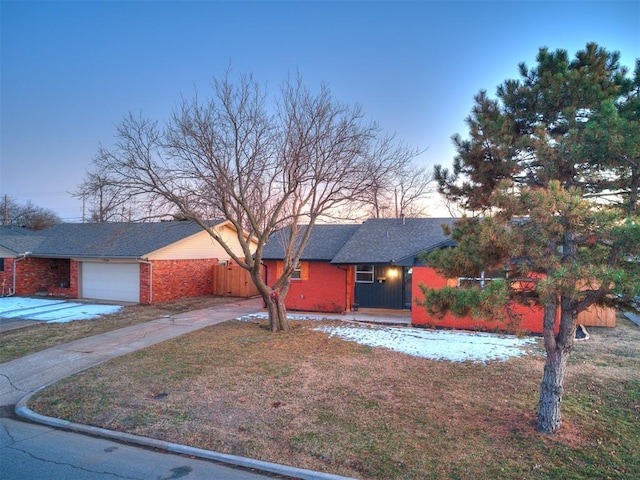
(81, 262, 140, 302)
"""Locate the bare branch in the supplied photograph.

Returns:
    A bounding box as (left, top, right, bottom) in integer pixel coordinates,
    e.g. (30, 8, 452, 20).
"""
(78, 72, 417, 331)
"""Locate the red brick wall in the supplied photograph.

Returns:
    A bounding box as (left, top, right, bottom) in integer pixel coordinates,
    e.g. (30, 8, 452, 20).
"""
(0, 257, 15, 296)
(10, 257, 75, 298)
(411, 266, 547, 334)
(264, 260, 348, 313)
(3, 256, 214, 304)
(149, 259, 218, 303)
(140, 262, 151, 304)
(48, 260, 78, 298)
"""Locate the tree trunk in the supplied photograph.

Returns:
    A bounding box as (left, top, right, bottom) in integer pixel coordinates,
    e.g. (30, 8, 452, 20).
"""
(536, 342, 570, 433)
(628, 164, 638, 215)
(264, 289, 291, 332)
(536, 297, 576, 433)
(250, 268, 292, 333)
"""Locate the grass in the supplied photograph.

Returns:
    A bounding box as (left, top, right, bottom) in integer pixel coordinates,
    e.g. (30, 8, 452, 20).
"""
(28, 311, 640, 480)
(0, 295, 239, 363)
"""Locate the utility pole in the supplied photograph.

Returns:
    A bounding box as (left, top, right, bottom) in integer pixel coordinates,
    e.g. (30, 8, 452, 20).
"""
(3, 195, 8, 226)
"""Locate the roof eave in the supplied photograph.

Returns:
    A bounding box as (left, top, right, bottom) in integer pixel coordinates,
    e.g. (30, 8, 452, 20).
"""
(29, 254, 145, 260)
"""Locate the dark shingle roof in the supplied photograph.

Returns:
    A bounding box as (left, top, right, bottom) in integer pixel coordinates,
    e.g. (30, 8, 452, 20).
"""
(331, 218, 457, 265)
(262, 219, 458, 265)
(0, 226, 46, 254)
(0, 226, 40, 237)
(262, 224, 361, 261)
(28, 221, 225, 258)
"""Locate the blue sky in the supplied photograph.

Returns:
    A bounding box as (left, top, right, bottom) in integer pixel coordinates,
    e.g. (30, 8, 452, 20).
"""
(1, 0, 638, 221)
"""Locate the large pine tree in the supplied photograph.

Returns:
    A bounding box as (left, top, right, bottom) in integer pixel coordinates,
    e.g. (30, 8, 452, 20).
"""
(427, 43, 640, 433)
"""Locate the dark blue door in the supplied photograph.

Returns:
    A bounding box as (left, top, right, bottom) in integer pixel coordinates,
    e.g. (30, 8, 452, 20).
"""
(354, 265, 404, 309)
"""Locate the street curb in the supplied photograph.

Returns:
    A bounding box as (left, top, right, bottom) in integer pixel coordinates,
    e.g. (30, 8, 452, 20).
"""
(15, 387, 357, 480)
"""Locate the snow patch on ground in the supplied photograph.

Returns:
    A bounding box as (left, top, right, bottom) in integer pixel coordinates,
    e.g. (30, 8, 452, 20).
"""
(316, 324, 538, 363)
(237, 312, 538, 363)
(0, 297, 122, 323)
(238, 312, 328, 322)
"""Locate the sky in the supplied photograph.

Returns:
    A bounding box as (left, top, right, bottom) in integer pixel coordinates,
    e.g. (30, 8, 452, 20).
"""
(1, 0, 638, 222)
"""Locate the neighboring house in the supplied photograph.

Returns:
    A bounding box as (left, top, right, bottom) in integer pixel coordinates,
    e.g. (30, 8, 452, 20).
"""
(0, 221, 255, 304)
(262, 218, 615, 334)
(0, 226, 44, 297)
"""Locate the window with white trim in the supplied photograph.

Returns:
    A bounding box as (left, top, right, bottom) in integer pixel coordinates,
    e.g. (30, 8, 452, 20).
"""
(457, 269, 503, 288)
(291, 263, 302, 280)
(355, 264, 374, 283)
(277, 261, 309, 281)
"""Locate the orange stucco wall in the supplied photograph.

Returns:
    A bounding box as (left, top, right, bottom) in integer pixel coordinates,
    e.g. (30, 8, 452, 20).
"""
(264, 260, 348, 313)
(411, 266, 549, 334)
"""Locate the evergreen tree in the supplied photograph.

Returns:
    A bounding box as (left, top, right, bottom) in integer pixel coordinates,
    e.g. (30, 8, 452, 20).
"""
(426, 43, 640, 433)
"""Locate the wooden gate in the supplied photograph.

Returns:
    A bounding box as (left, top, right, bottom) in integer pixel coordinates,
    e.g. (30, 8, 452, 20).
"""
(212, 265, 260, 298)
(577, 304, 616, 327)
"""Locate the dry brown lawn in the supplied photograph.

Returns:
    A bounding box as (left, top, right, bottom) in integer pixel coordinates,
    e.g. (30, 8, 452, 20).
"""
(30, 312, 640, 480)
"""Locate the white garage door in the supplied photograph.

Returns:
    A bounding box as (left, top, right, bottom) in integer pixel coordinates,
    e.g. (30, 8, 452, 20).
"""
(81, 262, 140, 302)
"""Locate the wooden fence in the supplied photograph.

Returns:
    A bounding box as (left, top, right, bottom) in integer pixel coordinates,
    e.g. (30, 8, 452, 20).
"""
(577, 304, 616, 327)
(212, 264, 260, 298)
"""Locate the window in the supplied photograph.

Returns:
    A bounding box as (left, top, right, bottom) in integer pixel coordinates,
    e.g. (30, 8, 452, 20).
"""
(457, 268, 540, 299)
(457, 269, 504, 288)
(0, 258, 4, 272)
(276, 261, 309, 281)
(356, 264, 374, 283)
(291, 263, 302, 280)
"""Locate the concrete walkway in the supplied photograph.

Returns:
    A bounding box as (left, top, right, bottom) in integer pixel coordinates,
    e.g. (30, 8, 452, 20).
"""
(0, 297, 356, 480)
(625, 311, 640, 327)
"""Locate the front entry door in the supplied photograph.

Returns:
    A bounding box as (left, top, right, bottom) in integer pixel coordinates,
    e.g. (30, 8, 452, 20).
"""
(354, 265, 404, 309)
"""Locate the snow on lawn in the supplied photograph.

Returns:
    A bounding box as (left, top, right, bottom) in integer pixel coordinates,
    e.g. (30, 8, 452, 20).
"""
(0, 297, 122, 323)
(315, 324, 538, 363)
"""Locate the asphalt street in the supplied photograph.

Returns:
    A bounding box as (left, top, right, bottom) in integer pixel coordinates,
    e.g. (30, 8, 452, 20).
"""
(1, 410, 276, 480)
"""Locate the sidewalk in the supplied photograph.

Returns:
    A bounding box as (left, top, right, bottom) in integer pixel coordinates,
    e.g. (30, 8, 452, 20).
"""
(1, 297, 356, 480)
(625, 310, 640, 327)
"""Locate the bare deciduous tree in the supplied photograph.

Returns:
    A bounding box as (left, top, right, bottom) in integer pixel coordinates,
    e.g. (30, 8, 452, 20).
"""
(89, 73, 414, 331)
(347, 142, 434, 219)
(1, 195, 61, 230)
(390, 162, 434, 218)
(71, 168, 174, 223)
(71, 171, 135, 222)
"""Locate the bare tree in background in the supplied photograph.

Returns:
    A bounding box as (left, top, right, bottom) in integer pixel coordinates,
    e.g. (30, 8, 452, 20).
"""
(390, 162, 434, 218)
(1, 196, 61, 230)
(89, 73, 415, 331)
(349, 143, 434, 219)
(71, 170, 176, 222)
(71, 171, 132, 222)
